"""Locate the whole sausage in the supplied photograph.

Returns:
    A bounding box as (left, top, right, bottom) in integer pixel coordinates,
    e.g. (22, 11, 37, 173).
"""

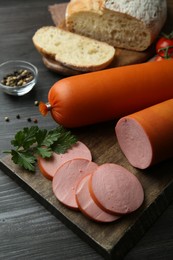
(39, 59, 173, 128)
(115, 99, 173, 169)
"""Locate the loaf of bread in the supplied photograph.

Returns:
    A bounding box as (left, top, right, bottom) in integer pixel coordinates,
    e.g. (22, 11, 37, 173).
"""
(66, 0, 167, 51)
(32, 26, 115, 72)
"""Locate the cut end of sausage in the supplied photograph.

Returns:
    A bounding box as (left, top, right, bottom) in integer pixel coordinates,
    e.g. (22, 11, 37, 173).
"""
(38, 141, 92, 180)
(89, 163, 144, 215)
(115, 117, 153, 169)
(52, 158, 98, 209)
(76, 174, 120, 223)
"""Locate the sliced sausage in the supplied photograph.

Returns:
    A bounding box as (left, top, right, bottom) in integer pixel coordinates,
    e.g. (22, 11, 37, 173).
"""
(76, 174, 120, 222)
(89, 163, 144, 215)
(52, 158, 98, 210)
(38, 141, 92, 180)
(115, 99, 173, 169)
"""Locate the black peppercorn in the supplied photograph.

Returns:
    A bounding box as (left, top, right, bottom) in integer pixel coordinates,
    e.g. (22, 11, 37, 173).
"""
(16, 114, 20, 119)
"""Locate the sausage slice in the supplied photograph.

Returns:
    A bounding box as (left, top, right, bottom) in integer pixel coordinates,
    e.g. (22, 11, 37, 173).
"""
(76, 174, 120, 222)
(38, 141, 92, 180)
(52, 159, 98, 210)
(89, 164, 144, 215)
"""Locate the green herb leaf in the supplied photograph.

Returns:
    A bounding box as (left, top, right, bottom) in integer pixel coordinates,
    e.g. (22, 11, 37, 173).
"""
(11, 150, 36, 172)
(35, 128, 48, 146)
(40, 129, 60, 147)
(36, 146, 52, 158)
(5, 126, 77, 172)
(51, 127, 77, 154)
(11, 126, 38, 149)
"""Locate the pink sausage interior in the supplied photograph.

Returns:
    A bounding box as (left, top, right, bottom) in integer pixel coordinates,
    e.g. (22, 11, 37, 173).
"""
(115, 117, 153, 169)
(76, 174, 120, 223)
(52, 158, 98, 210)
(38, 141, 92, 180)
(89, 163, 144, 215)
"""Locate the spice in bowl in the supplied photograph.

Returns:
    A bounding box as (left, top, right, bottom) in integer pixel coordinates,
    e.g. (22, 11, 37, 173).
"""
(0, 60, 38, 96)
(1, 69, 34, 87)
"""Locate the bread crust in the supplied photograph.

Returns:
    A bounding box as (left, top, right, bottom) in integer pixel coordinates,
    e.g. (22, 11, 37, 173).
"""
(66, 0, 167, 51)
(32, 26, 115, 72)
(66, 0, 104, 15)
(104, 0, 167, 40)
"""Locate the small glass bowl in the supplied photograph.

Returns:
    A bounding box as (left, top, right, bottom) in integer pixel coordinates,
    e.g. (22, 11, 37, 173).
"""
(0, 60, 38, 96)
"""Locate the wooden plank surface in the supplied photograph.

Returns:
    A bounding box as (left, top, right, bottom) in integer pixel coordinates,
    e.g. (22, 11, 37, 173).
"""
(0, 1, 173, 260)
(1, 119, 173, 259)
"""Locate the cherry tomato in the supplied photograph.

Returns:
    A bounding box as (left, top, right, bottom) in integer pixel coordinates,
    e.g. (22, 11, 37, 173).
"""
(153, 54, 173, 62)
(156, 34, 173, 58)
(154, 55, 166, 61)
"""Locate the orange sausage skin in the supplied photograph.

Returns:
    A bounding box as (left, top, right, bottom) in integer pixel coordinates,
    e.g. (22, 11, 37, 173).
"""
(46, 59, 173, 128)
(115, 99, 173, 169)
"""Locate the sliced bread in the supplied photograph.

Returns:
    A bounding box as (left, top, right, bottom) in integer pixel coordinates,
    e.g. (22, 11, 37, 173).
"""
(66, 0, 167, 51)
(32, 26, 115, 72)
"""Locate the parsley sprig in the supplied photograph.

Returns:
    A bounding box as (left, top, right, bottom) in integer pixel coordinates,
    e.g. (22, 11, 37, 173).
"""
(4, 126, 77, 172)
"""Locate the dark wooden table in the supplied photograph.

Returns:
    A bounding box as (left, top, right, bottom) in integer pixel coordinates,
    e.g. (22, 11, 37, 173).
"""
(0, 1, 173, 259)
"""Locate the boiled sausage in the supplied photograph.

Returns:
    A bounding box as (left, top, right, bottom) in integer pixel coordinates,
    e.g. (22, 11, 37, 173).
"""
(89, 163, 144, 215)
(40, 59, 173, 127)
(38, 141, 92, 180)
(52, 158, 98, 209)
(76, 174, 120, 222)
(115, 99, 173, 169)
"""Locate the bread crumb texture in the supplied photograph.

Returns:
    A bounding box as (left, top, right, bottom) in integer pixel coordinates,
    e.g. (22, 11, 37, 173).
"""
(66, 0, 167, 51)
(32, 26, 115, 71)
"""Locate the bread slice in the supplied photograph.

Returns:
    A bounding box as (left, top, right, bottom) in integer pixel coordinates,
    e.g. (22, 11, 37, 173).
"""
(32, 26, 115, 72)
(66, 0, 167, 51)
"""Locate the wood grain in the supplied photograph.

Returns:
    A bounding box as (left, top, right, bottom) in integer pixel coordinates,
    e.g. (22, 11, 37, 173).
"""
(1, 123, 173, 259)
(0, 1, 173, 260)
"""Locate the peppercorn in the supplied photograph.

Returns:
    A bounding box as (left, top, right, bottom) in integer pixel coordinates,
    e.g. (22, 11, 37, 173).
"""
(27, 118, 32, 122)
(16, 114, 20, 119)
(1, 69, 34, 87)
(34, 100, 39, 106)
(4, 116, 9, 122)
(33, 118, 38, 124)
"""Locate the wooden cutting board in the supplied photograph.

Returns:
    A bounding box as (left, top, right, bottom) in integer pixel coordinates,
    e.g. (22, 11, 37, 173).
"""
(1, 120, 173, 259)
(1, 2, 173, 259)
(41, 3, 155, 76)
